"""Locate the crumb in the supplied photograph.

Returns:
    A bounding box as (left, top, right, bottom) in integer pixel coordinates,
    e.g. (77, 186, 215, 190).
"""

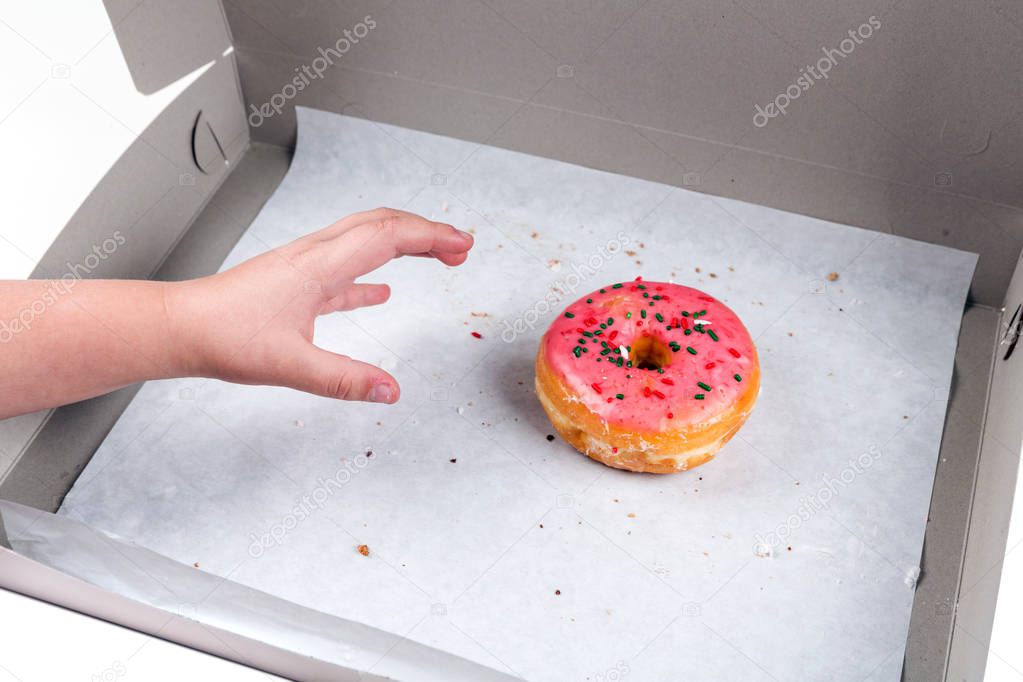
(449, 458, 457, 463)
(728, 266, 735, 272)
(638, 242, 646, 248)
(625, 250, 637, 257)
(709, 273, 717, 278)
(547, 259, 561, 270)
(470, 311, 489, 318)
(787, 546, 793, 551)
(627, 513, 636, 518)
(546, 434, 555, 442)
(613, 498, 620, 503)
(531, 231, 538, 238)
(788, 331, 794, 337)
(471, 331, 482, 339)
(539, 523, 544, 528)
(903, 415, 909, 419)
(517, 381, 524, 385)
(555, 589, 561, 596)
(357, 544, 370, 557)
(469, 227, 476, 234)
(695, 267, 701, 273)
(376, 421, 382, 426)
(634, 260, 642, 266)
(193, 562, 200, 568)
(827, 272, 839, 282)
(365, 450, 373, 457)
(294, 420, 304, 428)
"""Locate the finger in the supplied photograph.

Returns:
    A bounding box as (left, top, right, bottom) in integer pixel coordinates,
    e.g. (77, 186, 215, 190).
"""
(329, 214, 474, 278)
(404, 249, 470, 266)
(280, 342, 399, 403)
(304, 207, 415, 244)
(319, 283, 391, 314)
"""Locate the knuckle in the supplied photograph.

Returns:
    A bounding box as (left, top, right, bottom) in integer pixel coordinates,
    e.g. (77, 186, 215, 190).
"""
(326, 371, 359, 400)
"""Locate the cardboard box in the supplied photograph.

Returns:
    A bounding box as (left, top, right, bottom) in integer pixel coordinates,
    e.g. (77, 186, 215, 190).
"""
(1, 1, 1020, 679)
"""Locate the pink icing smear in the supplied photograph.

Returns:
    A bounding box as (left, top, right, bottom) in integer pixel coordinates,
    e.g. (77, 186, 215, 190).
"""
(542, 279, 758, 433)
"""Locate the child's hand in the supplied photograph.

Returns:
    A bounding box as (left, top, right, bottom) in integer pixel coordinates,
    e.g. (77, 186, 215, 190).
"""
(166, 208, 473, 404)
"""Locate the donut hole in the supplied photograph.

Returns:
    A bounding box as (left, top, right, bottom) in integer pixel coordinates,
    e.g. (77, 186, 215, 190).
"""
(629, 335, 673, 371)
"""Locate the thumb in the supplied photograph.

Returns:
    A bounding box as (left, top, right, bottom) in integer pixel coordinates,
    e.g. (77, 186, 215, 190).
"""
(281, 342, 399, 403)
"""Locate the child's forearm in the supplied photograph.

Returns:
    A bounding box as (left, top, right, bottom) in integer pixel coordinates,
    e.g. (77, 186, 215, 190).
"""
(0, 279, 187, 418)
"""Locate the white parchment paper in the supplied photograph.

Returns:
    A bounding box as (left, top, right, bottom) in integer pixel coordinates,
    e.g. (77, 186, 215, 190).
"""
(60, 107, 977, 681)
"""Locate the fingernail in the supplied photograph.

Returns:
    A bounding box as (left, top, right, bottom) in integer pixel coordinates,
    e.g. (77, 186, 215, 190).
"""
(368, 383, 395, 403)
(455, 228, 473, 242)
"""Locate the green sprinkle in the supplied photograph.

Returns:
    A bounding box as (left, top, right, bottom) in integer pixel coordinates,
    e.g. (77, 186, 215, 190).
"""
(578, 338, 586, 344)
(572, 346, 581, 357)
(607, 317, 613, 326)
(643, 292, 650, 298)
(626, 374, 632, 378)
(625, 312, 632, 319)
(617, 357, 624, 367)
(665, 326, 671, 331)
(694, 393, 705, 400)
(655, 313, 664, 322)
(601, 349, 611, 355)
(582, 331, 594, 337)
(612, 283, 623, 289)
(698, 309, 707, 316)
(615, 393, 625, 400)
(682, 311, 690, 317)
(586, 298, 593, 303)
(657, 368, 665, 374)
(637, 284, 647, 290)
(708, 329, 719, 342)
(734, 373, 742, 382)
(686, 346, 697, 355)
(684, 329, 692, 336)
(640, 309, 647, 319)
(582, 347, 588, 353)
(648, 302, 654, 306)
(599, 289, 606, 293)
(698, 381, 712, 391)
(626, 361, 633, 368)
(594, 329, 603, 336)
(565, 312, 575, 318)
(600, 323, 606, 329)
(652, 295, 662, 300)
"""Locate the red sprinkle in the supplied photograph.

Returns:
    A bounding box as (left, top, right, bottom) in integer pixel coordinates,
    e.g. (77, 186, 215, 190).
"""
(728, 348, 741, 358)
(652, 390, 666, 399)
(612, 447, 619, 453)
(634, 276, 643, 281)
(667, 412, 674, 419)
(643, 386, 652, 397)
(471, 331, 482, 339)
(660, 378, 674, 385)
(606, 397, 613, 403)
(584, 317, 598, 326)
(660, 295, 671, 302)
(681, 317, 689, 330)
(655, 286, 663, 291)
(608, 330, 619, 341)
(636, 320, 644, 327)
(591, 382, 603, 394)
(705, 362, 716, 369)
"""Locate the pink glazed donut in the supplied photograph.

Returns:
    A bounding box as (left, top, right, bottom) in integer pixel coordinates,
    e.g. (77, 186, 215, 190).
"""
(535, 279, 760, 473)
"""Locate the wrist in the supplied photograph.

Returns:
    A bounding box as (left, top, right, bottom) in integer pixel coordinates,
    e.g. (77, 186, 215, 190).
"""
(158, 279, 215, 379)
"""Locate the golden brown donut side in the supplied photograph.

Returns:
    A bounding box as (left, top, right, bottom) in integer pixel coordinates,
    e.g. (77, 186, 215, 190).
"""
(534, 341, 760, 473)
